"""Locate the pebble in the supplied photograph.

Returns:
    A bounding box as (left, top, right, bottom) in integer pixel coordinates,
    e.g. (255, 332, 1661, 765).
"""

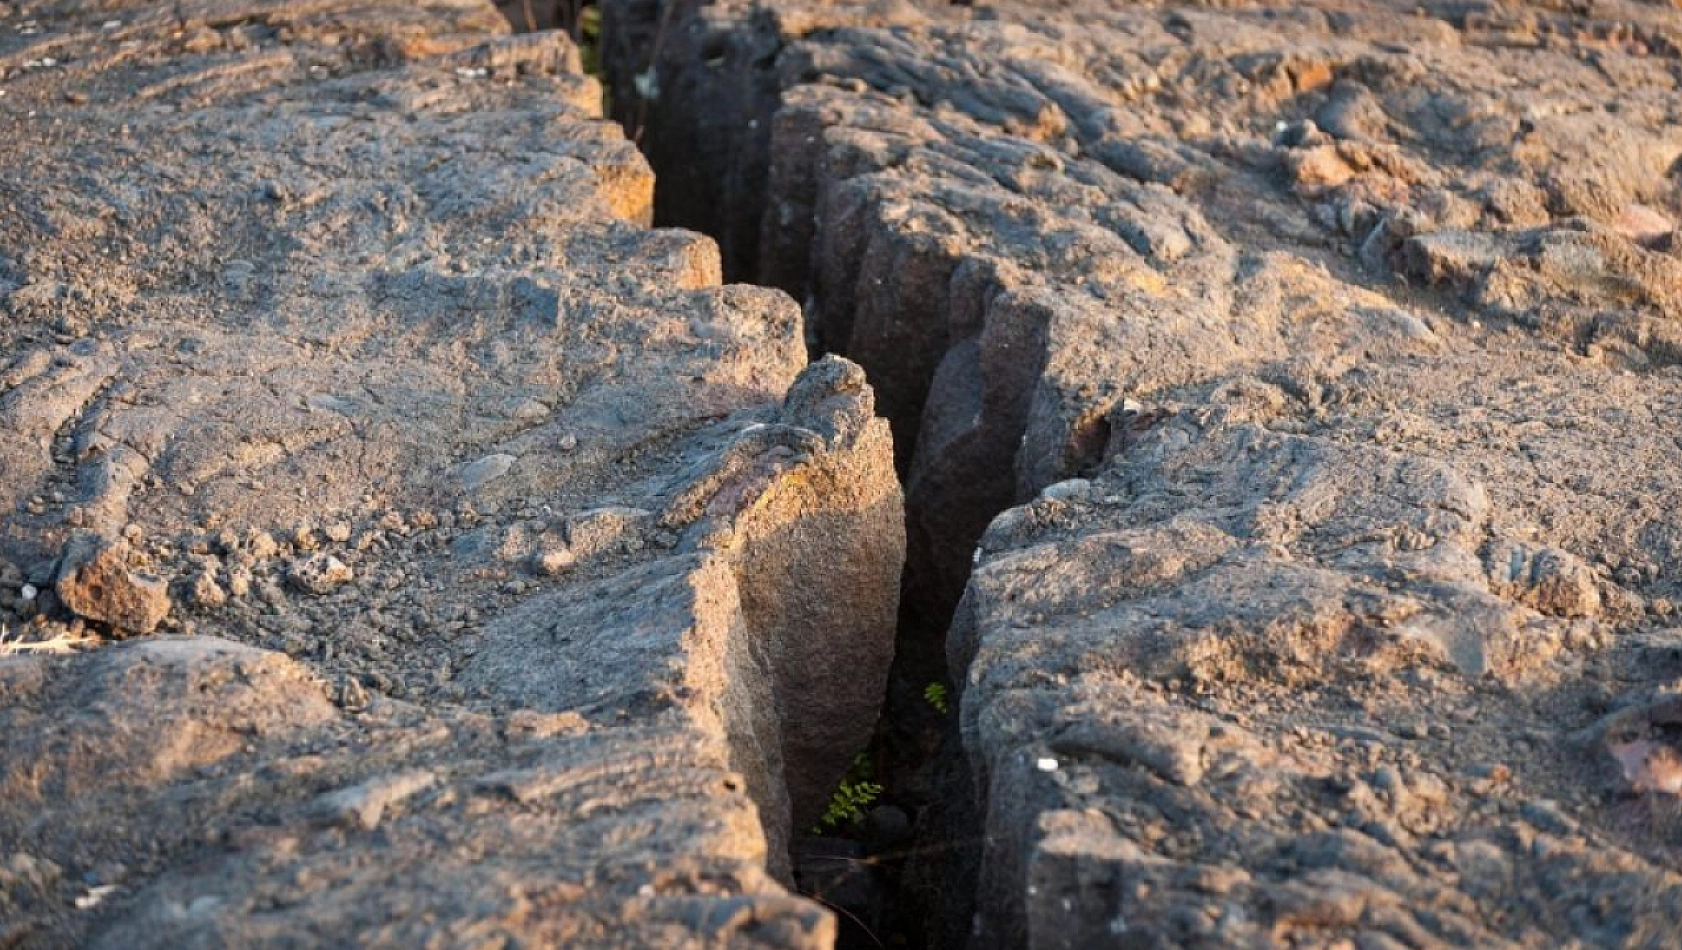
(248, 531, 279, 560)
(311, 770, 436, 831)
(509, 398, 549, 421)
(287, 553, 353, 594)
(253, 578, 284, 608)
(460, 454, 517, 491)
(189, 570, 227, 609)
(531, 545, 577, 577)
(1041, 479, 1091, 502)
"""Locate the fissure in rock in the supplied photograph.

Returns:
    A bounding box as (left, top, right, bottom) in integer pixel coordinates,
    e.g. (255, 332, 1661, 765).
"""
(594, 4, 1007, 946)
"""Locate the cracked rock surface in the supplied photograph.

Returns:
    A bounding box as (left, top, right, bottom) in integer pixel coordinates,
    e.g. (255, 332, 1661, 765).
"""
(0, 2, 902, 947)
(606, 0, 1682, 947)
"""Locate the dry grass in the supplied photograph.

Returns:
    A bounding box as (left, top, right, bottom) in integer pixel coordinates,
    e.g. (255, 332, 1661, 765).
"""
(0, 625, 100, 656)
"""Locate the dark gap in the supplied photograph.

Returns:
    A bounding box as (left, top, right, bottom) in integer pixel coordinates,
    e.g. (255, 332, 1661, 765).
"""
(590, 5, 1012, 947)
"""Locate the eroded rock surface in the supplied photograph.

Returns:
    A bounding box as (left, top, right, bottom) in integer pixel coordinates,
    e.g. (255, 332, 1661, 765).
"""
(606, 0, 1682, 947)
(0, 2, 903, 947)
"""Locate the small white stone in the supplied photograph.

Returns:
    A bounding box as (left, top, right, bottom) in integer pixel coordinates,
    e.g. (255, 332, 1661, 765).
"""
(634, 69, 660, 101)
(75, 885, 118, 910)
(1035, 757, 1059, 773)
(19, 584, 37, 602)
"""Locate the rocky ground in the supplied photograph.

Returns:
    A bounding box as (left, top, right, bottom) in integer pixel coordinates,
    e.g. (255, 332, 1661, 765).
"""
(605, 0, 1682, 947)
(6, 0, 1682, 948)
(0, 1, 904, 947)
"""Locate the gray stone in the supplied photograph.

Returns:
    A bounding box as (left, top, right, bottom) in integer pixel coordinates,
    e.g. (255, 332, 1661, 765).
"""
(458, 454, 517, 491)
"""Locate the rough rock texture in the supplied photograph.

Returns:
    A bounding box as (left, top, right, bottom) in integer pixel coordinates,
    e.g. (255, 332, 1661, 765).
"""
(604, 0, 1682, 947)
(54, 533, 171, 633)
(0, 2, 903, 947)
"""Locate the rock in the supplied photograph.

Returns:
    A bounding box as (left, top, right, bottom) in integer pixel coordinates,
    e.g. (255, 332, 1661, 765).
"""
(286, 554, 353, 595)
(187, 570, 227, 610)
(562, 506, 650, 560)
(54, 534, 171, 634)
(529, 542, 577, 576)
(1609, 741, 1682, 796)
(604, 0, 1682, 945)
(459, 453, 517, 491)
(1520, 799, 1579, 834)
(311, 770, 437, 831)
(1485, 542, 1602, 618)
(0, 852, 62, 897)
(0, 3, 901, 946)
(1611, 203, 1674, 247)
(247, 532, 280, 561)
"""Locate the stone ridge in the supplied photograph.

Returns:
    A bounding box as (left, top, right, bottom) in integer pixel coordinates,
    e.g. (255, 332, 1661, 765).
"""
(605, 1, 1682, 947)
(0, 2, 903, 947)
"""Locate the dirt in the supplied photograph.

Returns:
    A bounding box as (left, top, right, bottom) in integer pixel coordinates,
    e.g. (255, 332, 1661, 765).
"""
(5, 0, 1682, 947)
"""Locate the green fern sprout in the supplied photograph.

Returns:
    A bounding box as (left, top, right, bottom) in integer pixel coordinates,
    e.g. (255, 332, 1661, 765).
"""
(923, 681, 949, 715)
(812, 753, 882, 834)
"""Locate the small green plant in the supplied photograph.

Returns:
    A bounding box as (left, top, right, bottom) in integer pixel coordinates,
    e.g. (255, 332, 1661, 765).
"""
(812, 752, 882, 834)
(576, 5, 602, 77)
(923, 681, 949, 715)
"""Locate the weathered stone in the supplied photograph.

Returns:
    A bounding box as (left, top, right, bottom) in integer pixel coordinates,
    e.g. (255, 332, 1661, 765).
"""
(187, 570, 228, 609)
(311, 770, 438, 831)
(286, 553, 353, 595)
(604, 1, 1682, 946)
(458, 453, 517, 491)
(0, 3, 902, 948)
(54, 534, 171, 634)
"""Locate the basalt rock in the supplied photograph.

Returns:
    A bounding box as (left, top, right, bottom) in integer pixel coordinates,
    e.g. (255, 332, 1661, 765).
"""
(604, 1, 1682, 947)
(54, 533, 171, 634)
(0, 2, 902, 947)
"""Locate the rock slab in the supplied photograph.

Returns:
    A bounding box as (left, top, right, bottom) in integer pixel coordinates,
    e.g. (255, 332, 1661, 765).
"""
(605, 0, 1682, 946)
(0, 1, 904, 947)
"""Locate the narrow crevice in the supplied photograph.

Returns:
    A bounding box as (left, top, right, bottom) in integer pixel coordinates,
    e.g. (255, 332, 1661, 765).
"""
(596, 5, 1009, 947)
(599, 0, 787, 286)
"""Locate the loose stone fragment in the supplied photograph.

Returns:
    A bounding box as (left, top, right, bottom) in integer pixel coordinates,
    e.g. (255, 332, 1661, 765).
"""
(312, 770, 437, 831)
(54, 533, 171, 634)
(459, 454, 517, 491)
(286, 554, 353, 595)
